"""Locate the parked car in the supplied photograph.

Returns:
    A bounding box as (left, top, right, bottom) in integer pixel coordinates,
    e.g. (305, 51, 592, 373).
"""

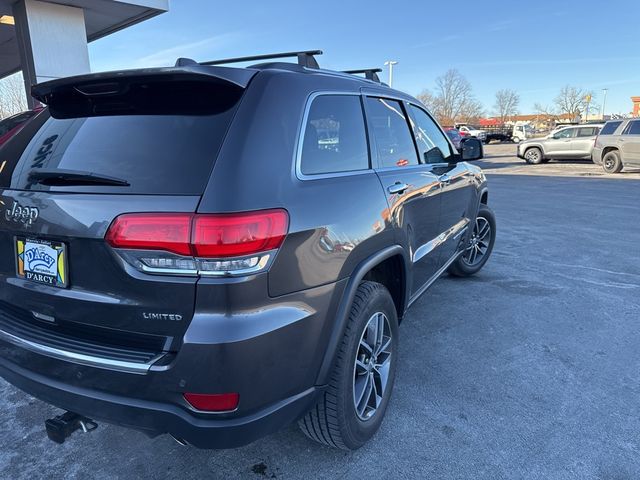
(516, 124, 603, 164)
(0, 108, 42, 147)
(0, 51, 494, 451)
(592, 119, 640, 173)
(457, 124, 487, 142)
(444, 127, 463, 149)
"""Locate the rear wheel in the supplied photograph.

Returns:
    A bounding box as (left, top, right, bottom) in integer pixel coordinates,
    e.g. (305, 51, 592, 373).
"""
(449, 204, 496, 277)
(512, 136, 520, 144)
(602, 151, 623, 173)
(299, 281, 398, 450)
(524, 147, 543, 164)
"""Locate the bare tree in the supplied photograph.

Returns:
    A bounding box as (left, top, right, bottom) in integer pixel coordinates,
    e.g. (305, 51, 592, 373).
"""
(493, 89, 520, 123)
(416, 89, 437, 113)
(0, 72, 28, 119)
(419, 69, 483, 125)
(554, 85, 594, 120)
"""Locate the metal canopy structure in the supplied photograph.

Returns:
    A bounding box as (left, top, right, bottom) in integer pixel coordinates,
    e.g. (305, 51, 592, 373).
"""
(0, 0, 168, 106)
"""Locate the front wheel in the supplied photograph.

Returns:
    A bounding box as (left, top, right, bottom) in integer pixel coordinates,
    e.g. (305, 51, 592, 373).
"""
(524, 147, 543, 164)
(448, 204, 496, 277)
(299, 281, 398, 450)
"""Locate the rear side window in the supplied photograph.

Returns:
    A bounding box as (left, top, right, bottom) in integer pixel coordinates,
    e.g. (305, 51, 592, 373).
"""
(365, 97, 418, 168)
(4, 110, 237, 194)
(576, 127, 599, 137)
(300, 95, 369, 175)
(600, 121, 622, 135)
(409, 105, 452, 162)
(624, 120, 640, 135)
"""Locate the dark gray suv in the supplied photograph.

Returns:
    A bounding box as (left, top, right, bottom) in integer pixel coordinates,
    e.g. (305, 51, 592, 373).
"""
(0, 50, 495, 450)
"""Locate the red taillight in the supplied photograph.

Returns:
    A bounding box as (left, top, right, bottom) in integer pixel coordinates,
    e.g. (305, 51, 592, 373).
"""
(192, 210, 288, 258)
(105, 213, 192, 256)
(105, 209, 288, 258)
(184, 392, 239, 412)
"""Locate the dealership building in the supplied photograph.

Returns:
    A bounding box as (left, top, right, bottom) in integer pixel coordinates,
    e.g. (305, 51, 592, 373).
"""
(0, 0, 168, 107)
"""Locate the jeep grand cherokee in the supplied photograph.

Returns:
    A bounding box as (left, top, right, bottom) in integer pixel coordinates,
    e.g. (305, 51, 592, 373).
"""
(0, 50, 495, 450)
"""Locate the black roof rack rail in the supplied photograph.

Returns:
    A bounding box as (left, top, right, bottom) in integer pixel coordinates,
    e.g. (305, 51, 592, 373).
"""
(198, 50, 323, 69)
(343, 68, 383, 83)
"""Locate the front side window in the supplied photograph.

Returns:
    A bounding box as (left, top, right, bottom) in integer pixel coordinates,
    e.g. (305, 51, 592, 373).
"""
(576, 127, 598, 137)
(365, 97, 418, 168)
(409, 105, 452, 162)
(300, 95, 369, 175)
(624, 120, 640, 135)
(555, 128, 574, 139)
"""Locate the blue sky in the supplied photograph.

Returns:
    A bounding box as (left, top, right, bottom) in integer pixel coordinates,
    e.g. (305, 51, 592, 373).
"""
(89, 0, 640, 116)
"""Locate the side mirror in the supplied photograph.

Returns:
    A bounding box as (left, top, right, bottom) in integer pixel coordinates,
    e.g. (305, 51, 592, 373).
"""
(423, 147, 446, 164)
(461, 138, 483, 161)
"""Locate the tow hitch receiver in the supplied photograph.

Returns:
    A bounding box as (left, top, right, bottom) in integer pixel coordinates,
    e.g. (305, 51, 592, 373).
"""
(45, 411, 98, 444)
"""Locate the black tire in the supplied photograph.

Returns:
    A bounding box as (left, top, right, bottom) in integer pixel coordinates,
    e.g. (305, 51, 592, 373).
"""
(448, 204, 496, 277)
(299, 281, 398, 450)
(602, 150, 623, 174)
(524, 147, 543, 164)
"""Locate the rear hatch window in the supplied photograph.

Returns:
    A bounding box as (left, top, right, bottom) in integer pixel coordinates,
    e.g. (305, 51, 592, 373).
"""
(1, 76, 245, 195)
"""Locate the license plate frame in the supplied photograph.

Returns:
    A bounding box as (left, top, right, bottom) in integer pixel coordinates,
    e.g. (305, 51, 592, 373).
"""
(15, 237, 69, 288)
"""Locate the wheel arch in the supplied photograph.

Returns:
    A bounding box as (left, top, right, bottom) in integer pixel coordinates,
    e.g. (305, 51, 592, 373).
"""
(315, 245, 410, 385)
(602, 146, 620, 158)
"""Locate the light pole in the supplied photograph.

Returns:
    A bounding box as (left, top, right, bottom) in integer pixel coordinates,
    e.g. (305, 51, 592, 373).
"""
(601, 88, 608, 120)
(384, 60, 398, 87)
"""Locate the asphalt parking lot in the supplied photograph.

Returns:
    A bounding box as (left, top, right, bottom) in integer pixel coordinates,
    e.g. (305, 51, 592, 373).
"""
(2, 144, 639, 479)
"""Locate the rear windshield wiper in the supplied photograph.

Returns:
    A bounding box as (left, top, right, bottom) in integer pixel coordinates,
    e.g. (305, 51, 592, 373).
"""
(28, 169, 130, 187)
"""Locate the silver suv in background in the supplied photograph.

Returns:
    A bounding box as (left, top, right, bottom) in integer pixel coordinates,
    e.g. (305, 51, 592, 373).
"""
(516, 124, 603, 164)
(592, 119, 640, 173)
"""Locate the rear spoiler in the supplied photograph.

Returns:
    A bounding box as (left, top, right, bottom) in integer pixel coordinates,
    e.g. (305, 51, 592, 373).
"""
(31, 66, 257, 118)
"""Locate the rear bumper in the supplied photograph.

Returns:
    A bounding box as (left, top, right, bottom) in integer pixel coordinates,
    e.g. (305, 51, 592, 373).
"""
(0, 278, 347, 448)
(592, 147, 604, 164)
(0, 356, 320, 448)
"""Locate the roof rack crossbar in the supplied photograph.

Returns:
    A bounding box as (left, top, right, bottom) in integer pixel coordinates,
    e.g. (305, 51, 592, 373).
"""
(200, 50, 323, 69)
(343, 68, 383, 83)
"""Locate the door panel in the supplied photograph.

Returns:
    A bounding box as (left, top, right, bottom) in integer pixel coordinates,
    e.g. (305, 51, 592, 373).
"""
(375, 168, 442, 295)
(569, 127, 599, 158)
(433, 163, 476, 264)
(546, 128, 575, 156)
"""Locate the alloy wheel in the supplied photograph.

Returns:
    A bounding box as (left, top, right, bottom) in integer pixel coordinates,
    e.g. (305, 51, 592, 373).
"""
(462, 217, 491, 266)
(525, 149, 540, 163)
(353, 312, 393, 421)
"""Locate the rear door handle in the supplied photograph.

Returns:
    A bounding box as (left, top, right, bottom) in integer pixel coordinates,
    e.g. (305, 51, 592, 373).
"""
(387, 182, 408, 195)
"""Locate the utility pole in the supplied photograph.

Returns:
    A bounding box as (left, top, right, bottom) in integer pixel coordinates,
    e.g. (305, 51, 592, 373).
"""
(384, 60, 398, 87)
(601, 88, 608, 120)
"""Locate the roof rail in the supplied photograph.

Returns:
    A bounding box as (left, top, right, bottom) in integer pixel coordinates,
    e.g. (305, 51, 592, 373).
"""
(343, 68, 383, 83)
(199, 50, 323, 69)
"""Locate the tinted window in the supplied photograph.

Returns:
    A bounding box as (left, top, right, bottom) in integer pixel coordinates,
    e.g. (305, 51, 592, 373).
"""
(555, 128, 574, 139)
(365, 98, 418, 168)
(300, 95, 369, 175)
(600, 121, 622, 135)
(576, 127, 598, 137)
(624, 120, 640, 135)
(409, 105, 452, 162)
(5, 110, 237, 194)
